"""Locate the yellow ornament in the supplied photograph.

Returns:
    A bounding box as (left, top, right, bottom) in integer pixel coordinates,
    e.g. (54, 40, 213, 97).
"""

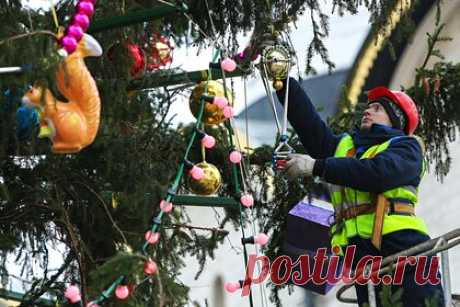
(261, 45, 292, 89)
(188, 162, 222, 195)
(189, 81, 234, 125)
(268, 51, 289, 77)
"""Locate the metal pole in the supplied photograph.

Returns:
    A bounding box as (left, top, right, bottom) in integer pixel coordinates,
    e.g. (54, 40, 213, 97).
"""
(0, 64, 32, 74)
(367, 282, 377, 307)
(366, 262, 377, 307)
(441, 249, 452, 307)
(88, 3, 188, 33)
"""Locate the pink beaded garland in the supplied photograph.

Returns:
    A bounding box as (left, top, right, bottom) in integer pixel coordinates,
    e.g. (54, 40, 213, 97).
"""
(64, 285, 81, 303)
(115, 285, 130, 300)
(59, 0, 96, 55)
(62, 36, 78, 53)
(190, 165, 205, 180)
(67, 25, 84, 41)
(213, 96, 228, 109)
(73, 13, 90, 30)
(221, 58, 237, 72)
(229, 151, 242, 164)
(223, 106, 234, 118)
(240, 194, 254, 208)
(144, 231, 160, 244)
(160, 200, 173, 213)
(254, 233, 269, 245)
(224, 282, 241, 293)
(201, 134, 216, 149)
(144, 259, 158, 275)
(77, 1, 95, 17)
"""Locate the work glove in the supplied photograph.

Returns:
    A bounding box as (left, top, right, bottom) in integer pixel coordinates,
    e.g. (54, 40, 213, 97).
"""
(284, 153, 316, 180)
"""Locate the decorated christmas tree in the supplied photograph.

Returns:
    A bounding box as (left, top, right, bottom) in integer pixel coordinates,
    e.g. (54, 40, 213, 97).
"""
(1, 1, 460, 306)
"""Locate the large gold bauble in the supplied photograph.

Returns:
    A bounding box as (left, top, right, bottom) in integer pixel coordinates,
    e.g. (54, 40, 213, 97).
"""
(262, 45, 291, 80)
(189, 162, 222, 195)
(189, 81, 234, 125)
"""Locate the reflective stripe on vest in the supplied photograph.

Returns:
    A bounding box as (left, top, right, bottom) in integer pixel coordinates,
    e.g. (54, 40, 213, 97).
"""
(329, 134, 428, 254)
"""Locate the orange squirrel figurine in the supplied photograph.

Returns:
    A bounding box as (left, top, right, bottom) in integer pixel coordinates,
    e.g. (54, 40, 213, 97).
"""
(22, 34, 103, 153)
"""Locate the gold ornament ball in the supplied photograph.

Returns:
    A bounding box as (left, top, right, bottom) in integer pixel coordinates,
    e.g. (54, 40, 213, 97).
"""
(273, 80, 284, 90)
(189, 81, 234, 125)
(265, 49, 289, 79)
(189, 162, 222, 195)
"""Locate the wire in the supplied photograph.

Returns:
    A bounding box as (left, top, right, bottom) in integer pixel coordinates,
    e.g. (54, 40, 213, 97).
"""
(243, 76, 251, 159)
(225, 77, 269, 307)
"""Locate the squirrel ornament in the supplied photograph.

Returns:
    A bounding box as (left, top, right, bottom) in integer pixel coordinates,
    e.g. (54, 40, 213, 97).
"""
(22, 34, 102, 154)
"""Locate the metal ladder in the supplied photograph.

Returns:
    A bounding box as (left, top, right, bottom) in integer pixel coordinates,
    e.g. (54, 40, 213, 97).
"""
(336, 228, 460, 307)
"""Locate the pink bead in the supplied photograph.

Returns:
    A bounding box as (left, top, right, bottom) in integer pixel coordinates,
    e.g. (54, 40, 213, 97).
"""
(240, 194, 254, 208)
(221, 58, 237, 72)
(223, 106, 234, 119)
(144, 231, 160, 244)
(62, 35, 78, 54)
(160, 200, 173, 213)
(64, 285, 81, 303)
(213, 96, 228, 109)
(229, 151, 242, 164)
(224, 282, 241, 293)
(67, 25, 84, 41)
(77, 1, 94, 17)
(144, 259, 158, 275)
(115, 285, 130, 300)
(254, 233, 269, 245)
(86, 302, 100, 307)
(74, 13, 90, 30)
(201, 134, 216, 149)
(190, 166, 205, 180)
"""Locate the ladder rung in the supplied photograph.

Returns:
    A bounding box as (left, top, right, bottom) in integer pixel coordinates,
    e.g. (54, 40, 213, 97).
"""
(173, 195, 240, 207)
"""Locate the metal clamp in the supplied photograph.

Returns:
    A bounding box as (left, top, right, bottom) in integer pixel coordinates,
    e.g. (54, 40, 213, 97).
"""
(272, 135, 294, 171)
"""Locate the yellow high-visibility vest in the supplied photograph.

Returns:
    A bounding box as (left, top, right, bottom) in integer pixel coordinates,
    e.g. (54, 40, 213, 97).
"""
(329, 134, 428, 254)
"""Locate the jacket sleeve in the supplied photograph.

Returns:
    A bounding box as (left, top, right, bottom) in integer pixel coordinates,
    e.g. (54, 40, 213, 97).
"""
(321, 137, 423, 193)
(276, 77, 341, 159)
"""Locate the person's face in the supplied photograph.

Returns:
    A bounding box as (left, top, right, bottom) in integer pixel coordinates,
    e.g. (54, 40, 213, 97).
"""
(360, 102, 392, 130)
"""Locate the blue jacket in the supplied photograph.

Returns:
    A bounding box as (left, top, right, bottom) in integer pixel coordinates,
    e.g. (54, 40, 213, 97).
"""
(276, 78, 424, 193)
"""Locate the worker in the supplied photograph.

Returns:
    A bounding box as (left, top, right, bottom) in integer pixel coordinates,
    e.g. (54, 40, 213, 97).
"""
(277, 78, 445, 307)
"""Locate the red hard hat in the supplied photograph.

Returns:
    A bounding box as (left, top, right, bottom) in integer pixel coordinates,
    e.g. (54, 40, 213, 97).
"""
(367, 86, 419, 135)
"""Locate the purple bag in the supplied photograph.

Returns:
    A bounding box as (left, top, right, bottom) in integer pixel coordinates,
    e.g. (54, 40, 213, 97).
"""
(282, 200, 340, 294)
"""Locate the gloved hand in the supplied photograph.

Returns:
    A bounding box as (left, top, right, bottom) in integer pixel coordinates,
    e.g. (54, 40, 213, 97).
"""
(284, 153, 316, 180)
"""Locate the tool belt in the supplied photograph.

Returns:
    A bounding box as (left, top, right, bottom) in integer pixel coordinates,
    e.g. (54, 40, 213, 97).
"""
(335, 195, 415, 250)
